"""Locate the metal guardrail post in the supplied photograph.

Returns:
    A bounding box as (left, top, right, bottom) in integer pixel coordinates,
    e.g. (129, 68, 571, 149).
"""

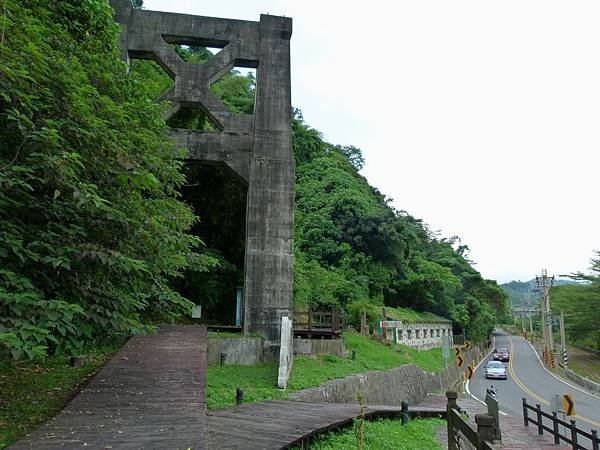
(536, 404, 543, 435)
(570, 419, 578, 450)
(522, 398, 528, 427)
(552, 412, 560, 444)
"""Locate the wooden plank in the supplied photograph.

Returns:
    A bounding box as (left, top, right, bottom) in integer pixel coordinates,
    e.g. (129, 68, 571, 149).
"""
(209, 401, 444, 450)
(10, 325, 207, 450)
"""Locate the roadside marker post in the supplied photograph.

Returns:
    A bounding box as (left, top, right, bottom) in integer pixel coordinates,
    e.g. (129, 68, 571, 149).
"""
(563, 394, 575, 416)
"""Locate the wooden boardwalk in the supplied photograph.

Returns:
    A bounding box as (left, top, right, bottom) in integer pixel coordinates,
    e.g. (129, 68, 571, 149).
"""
(11, 325, 207, 450)
(208, 400, 445, 449)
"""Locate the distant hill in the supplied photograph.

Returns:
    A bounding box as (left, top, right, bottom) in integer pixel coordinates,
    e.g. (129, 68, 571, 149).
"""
(500, 278, 578, 308)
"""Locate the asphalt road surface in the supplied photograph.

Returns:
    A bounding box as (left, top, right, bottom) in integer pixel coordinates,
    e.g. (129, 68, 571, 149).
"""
(467, 330, 600, 440)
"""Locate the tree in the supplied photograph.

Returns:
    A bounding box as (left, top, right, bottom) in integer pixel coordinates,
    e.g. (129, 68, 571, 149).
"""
(0, 0, 213, 360)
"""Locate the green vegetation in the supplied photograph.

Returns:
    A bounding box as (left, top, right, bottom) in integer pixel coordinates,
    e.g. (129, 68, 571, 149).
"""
(295, 418, 444, 450)
(0, 0, 214, 361)
(0, 345, 118, 448)
(384, 307, 450, 323)
(500, 279, 576, 310)
(550, 252, 600, 350)
(207, 332, 444, 409)
(565, 345, 600, 383)
(1, 0, 508, 364)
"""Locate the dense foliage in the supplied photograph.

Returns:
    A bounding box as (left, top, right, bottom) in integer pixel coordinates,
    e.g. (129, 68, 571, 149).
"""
(551, 252, 600, 350)
(0, 0, 214, 360)
(501, 278, 576, 310)
(0, 0, 508, 361)
(290, 112, 508, 340)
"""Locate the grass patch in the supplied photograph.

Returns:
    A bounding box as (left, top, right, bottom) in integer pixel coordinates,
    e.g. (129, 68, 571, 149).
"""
(207, 331, 244, 338)
(565, 345, 600, 383)
(207, 332, 445, 409)
(207, 362, 288, 409)
(294, 418, 445, 450)
(385, 306, 450, 323)
(0, 345, 119, 449)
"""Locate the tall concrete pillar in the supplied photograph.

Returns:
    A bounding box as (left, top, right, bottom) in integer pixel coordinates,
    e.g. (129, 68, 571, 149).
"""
(109, 1, 295, 353)
(244, 15, 294, 351)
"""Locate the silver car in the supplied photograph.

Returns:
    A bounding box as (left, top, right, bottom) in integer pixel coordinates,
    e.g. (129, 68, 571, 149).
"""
(485, 361, 507, 380)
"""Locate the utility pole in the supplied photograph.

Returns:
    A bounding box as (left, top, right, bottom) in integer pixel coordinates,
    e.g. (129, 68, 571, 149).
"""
(559, 310, 567, 368)
(536, 269, 555, 365)
(529, 308, 534, 342)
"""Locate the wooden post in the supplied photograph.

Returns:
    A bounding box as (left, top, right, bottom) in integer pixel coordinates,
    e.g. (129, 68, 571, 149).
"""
(522, 398, 529, 427)
(536, 404, 543, 435)
(570, 419, 578, 450)
(475, 414, 495, 449)
(552, 412, 560, 444)
(446, 391, 458, 450)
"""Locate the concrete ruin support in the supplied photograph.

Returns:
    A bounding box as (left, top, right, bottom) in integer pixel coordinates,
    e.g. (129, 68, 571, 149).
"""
(110, 1, 294, 354)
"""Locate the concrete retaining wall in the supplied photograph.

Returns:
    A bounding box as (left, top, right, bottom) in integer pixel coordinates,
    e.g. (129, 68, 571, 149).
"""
(563, 368, 600, 394)
(208, 337, 264, 366)
(289, 363, 440, 405)
(294, 338, 346, 357)
(290, 342, 489, 406)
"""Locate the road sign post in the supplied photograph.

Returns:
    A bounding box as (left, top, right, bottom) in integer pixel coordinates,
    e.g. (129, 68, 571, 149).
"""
(563, 394, 575, 416)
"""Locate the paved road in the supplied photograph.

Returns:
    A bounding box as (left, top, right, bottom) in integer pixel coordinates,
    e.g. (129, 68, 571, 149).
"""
(467, 331, 600, 439)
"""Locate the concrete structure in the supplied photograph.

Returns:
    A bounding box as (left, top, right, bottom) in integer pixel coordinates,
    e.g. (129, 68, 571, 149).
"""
(380, 320, 453, 350)
(289, 364, 440, 406)
(277, 316, 293, 389)
(110, 1, 295, 354)
(207, 336, 264, 366)
(289, 343, 487, 406)
(294, 338, 346, 357)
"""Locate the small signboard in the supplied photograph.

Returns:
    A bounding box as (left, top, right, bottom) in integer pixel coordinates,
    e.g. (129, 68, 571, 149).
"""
(191, 305, 202, 319)
(463, 340, 471, 350)
(456, 354, 464, 368)
(442, 335, 451, 359)
(467, 364, 474, 379)
(563, 394, 575, 416)
(379, 320, 402, 328)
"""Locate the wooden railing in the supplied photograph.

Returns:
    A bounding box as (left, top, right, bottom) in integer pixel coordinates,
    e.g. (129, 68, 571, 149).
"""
(293, 308, 344, 338)
(446, 391, 497, 450)
(522, 397, 600, 450)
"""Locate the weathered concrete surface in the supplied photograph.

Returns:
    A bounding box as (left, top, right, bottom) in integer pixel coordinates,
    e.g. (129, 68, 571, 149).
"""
(289, 364, 440, 406)
(207, 336, 264, 366)
(294, 338, 346, 357)
(110, 1, 295, 352)
(563, 368, 600, 394)
(290, 343, 489, 405)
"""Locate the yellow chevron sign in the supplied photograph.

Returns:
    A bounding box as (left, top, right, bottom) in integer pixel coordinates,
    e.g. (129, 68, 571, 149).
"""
(563, 394, 575, 416)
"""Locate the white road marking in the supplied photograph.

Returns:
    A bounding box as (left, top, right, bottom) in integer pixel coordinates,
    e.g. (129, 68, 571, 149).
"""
(521, 337, 600, 401)
(465, 334, 508, 416)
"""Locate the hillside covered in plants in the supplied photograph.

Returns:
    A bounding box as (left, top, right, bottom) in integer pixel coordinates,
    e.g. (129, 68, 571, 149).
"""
(0, 0, 508, 361)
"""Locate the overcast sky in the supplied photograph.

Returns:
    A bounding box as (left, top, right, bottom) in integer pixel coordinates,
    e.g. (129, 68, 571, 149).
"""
(145, 0, 600, 283)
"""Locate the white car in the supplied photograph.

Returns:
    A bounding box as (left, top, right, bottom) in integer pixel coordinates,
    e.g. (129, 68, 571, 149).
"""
(485, 361, 507, 380)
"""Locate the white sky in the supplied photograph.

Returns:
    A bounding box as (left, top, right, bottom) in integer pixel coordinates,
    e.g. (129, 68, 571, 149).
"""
(145, 0, 600, 283)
